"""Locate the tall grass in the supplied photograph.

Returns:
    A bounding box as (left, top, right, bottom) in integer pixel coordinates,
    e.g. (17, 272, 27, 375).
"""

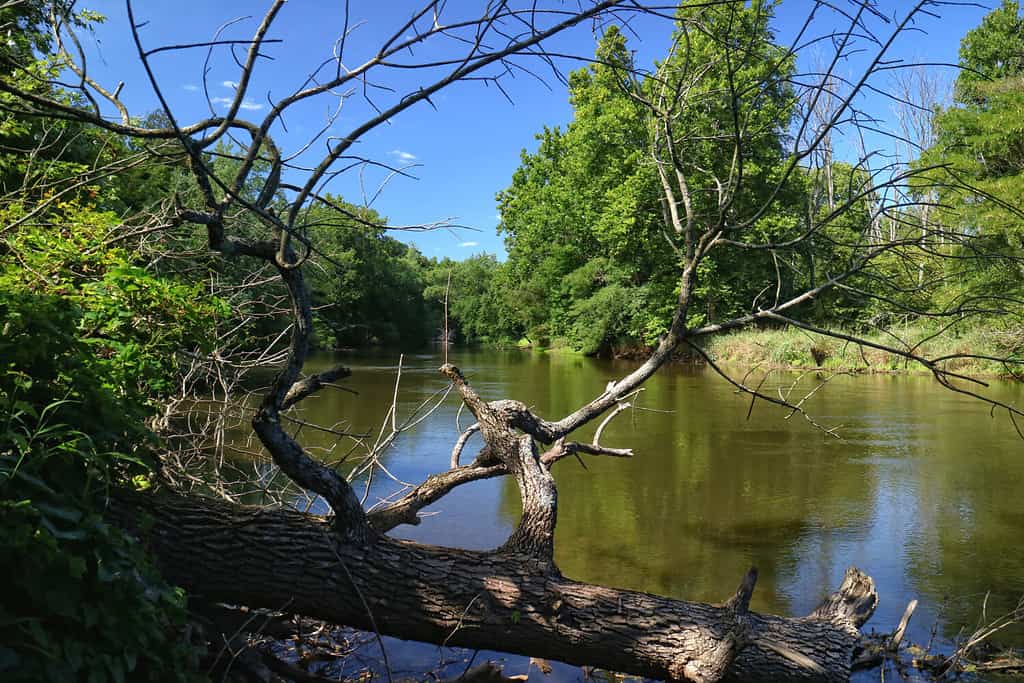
(701, 323, 1024, 379)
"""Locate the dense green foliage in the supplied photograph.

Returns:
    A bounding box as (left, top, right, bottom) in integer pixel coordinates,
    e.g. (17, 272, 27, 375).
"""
(438, 2, 1024, 357)
(465, 4, 816, 353)
(0, 206, 214, 679)
(422, 254, 515, 343)
(495, 26, 674, 351)
(304, 198, 438, 347)
(0, 6, 208, 679)
(921, 0, 1024, 304)
(447, 3, 911, 354)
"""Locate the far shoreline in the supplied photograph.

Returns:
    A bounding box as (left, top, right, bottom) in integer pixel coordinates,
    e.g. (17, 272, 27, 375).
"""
(501, 325, 1024, 381)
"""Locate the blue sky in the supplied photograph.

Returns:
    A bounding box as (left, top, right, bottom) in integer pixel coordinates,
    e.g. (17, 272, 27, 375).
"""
(77, 1, 992, 260)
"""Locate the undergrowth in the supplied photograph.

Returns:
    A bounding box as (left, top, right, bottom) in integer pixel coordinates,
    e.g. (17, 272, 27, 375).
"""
(702, 323, 1024, 379)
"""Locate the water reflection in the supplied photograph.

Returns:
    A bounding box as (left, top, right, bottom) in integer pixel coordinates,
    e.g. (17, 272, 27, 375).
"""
(220, 347, 1024, 678)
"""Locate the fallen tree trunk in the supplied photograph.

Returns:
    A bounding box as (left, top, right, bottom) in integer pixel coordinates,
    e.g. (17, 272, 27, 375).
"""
(115, 492, 877, 683)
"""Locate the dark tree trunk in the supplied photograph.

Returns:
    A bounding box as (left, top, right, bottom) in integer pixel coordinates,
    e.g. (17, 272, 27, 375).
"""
(114, 492, 877, 683)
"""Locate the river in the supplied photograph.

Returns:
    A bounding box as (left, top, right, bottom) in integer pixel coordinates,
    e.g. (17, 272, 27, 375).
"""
(228, 347, 1024, 681)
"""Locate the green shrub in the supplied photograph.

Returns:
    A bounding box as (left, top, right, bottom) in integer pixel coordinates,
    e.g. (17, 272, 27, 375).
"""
(0, 399, 201, 682)
(567, 283, 641, 355)
(0, 211, 217, 681)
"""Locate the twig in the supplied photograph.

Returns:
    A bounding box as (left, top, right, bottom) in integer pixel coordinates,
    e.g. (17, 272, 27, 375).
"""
(444, 269, 452, 365)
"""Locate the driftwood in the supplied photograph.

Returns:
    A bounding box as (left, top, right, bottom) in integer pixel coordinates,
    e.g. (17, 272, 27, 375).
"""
(113, 491, 879, 683)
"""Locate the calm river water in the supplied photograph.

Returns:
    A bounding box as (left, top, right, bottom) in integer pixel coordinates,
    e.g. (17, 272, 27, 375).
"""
(234, 347, 1024, 681)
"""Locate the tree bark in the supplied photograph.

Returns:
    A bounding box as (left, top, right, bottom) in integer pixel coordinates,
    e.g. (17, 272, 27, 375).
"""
(114, 492, 877, 683)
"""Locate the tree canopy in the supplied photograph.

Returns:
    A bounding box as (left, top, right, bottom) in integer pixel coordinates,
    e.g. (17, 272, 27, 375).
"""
(921, 0, 1024, 304)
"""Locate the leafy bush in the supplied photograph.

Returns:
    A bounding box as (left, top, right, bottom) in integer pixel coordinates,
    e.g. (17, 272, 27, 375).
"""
(0, 209, 224, 454)
(567, 283, 643, 356)
(0, 393, 201, 682)
(0, 209, 217, 681)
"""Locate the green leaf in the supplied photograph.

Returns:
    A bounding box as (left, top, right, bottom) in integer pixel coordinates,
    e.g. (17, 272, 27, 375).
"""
(35, 501, 83, 524)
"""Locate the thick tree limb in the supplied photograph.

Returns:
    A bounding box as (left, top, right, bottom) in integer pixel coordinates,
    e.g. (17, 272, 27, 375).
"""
(367, 462, 506, 533)
(440, 365, 559, 562)
(450, 423, 480, 468)
(245, 259, 368, 540)
(539, 439, 632, 468)
(113, 492, 878, 683)
(497, 434, 557, 560)
(282, 365, 352, 410)
(683, 568, 759, 683)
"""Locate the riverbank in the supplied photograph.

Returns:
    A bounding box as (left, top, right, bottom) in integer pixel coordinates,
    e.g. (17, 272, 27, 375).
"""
(517, 324, 1023, 379)
(702, 325, 1022, 379)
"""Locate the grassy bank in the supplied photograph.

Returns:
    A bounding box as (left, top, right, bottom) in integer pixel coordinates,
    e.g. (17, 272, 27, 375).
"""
(505, 325, 1023, 380)
(701, 324, 1024, 379)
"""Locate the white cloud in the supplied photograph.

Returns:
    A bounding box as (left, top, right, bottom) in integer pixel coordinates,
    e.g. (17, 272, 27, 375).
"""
(222, 80, 239, 89)
(458, 241, 479, 248)
(182, 84, 199, 92)
(210, 95, 264, 111)
(389, 149, 417, 162)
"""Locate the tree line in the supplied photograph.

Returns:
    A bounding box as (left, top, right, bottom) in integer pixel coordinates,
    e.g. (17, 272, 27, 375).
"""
(442, 2, 1024, 356)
